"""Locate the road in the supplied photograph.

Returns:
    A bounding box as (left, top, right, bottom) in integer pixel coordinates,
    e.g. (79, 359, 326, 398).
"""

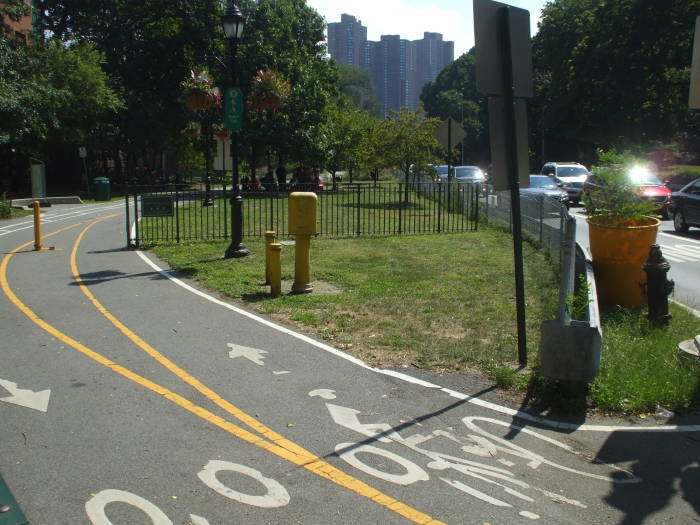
(572, 207, 700, 311)
(0, 203, 699, 524)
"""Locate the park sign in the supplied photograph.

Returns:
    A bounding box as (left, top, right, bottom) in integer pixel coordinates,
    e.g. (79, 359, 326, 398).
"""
(224, 87, 244, 132)
(141, 195, 173, 217)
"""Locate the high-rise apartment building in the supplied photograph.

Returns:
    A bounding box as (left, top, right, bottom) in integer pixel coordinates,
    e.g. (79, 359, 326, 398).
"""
(327, 14, 367, 69)
(327, 15, 454, 117)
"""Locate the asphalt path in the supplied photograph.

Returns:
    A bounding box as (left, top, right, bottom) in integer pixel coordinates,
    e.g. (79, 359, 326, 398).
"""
(571, 207, 700, 311)
(1, 203, 699, 524)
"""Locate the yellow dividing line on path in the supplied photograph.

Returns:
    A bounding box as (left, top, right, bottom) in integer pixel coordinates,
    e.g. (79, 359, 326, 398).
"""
(1, 216, 445, 525)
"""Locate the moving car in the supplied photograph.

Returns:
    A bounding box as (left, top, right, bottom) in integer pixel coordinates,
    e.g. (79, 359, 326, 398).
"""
(670, 178, 700, 233)
(430, 164, 449, 181)
(521, 175, 570, 205)
(454, 166, 486, 182)
(583, 165, 672, 218)
(541, 162, 589, 204)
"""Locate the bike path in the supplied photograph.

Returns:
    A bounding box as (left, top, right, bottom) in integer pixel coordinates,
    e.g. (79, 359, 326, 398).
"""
(0, 204, 698, 524)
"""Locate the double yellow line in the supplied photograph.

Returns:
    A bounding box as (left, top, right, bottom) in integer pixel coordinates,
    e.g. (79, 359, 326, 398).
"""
(1, 216, 444, 525)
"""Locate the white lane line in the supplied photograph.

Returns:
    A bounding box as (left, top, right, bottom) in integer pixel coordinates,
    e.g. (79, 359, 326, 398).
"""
(658, 231, 700, 245)
(0, 204, 124, 237)
(133, 250, 700, 433)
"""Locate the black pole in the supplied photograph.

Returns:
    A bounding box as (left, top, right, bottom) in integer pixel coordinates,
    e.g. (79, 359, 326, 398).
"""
(203, 110, 214, 206)
(224, 29, 250, 258)
(500, 6, 528, 367)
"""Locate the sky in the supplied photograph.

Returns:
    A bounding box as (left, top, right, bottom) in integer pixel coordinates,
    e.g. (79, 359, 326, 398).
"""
(306, 0, 549, 57)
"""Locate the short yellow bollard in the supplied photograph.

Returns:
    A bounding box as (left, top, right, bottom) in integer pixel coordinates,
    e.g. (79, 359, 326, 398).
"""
(288, 192, 318, 294)
(33, 201, 42, 251)
(269, 243, 282, 297)
(265, 231, 276, 285)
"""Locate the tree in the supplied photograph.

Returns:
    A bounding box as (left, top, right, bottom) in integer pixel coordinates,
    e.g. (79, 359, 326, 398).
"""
(420, 50, 489, 165)
(533, 0, 700, 160)
(238, 0, 339, 170)
(0, 37, 120, 192)
(336, 63, 380, 116)
(323, 98, 378, 186)
(359, 108, 439, 194)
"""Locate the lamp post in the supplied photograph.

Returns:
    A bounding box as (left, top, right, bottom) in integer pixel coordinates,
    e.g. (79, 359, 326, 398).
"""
(223, 1, 250, 258)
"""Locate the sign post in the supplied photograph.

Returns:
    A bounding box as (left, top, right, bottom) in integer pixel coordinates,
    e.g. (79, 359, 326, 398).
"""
(474, 0, 532, 367)
(433, 118, 467, 180)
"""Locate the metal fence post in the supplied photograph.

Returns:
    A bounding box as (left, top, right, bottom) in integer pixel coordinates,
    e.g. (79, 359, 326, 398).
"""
(125, 193, 131, 248)
(175, 189, 180, 244)
(356, 183, 361, 235)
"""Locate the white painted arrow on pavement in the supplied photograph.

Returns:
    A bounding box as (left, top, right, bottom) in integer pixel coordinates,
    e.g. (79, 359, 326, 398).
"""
(0, 378, 51, 412)
(227, 343, 268, 366)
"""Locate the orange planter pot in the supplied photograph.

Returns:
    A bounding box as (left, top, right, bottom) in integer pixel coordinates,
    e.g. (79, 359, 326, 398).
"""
(587, 215, 660, 308)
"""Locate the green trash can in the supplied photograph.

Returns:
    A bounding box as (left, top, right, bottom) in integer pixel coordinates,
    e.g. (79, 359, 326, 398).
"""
(93, 176, 111, 201)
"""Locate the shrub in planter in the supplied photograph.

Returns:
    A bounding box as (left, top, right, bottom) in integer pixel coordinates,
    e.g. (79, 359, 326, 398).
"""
(583, 166, 660, 308)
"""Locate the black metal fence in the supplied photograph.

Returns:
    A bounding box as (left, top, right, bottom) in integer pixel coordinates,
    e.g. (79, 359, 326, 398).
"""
(127, 182, 482, 246)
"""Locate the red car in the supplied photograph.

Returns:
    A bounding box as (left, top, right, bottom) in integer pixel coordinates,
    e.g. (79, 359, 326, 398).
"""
(583, 166, 672, 218)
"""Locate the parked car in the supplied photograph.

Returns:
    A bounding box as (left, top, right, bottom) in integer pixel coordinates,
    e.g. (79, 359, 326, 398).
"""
(670, 178, 700, 233)
(454, 166, 486, 182)
(521, 175, 570, 205)
(583, 165, 672, 218)
(541, 162, 590, 204)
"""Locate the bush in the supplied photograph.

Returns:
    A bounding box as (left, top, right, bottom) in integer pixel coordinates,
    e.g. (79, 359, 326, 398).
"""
(1, 193, 11, 219)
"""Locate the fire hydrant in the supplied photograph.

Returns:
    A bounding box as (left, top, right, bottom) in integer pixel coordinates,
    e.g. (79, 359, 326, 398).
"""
(643, 244, 674, 326)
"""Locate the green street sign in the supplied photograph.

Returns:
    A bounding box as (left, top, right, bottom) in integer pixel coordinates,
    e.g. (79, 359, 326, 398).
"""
(141, 195, 173, 217)
(224, 87, 244, 132)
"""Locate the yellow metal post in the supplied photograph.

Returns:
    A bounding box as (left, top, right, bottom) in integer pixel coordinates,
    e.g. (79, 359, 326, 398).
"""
(292, 235, 312, 293)
(269, 243, 282, 297)
(288, 192, 317, 294)
(33, 201, 42, 251)
(265, 231, 276, 285)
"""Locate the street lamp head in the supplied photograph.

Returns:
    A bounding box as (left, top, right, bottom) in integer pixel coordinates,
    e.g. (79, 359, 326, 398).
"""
(222, 1, 245, 40)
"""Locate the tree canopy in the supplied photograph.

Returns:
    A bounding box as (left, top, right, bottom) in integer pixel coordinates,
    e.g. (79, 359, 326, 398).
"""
(533, 0, 700, 161)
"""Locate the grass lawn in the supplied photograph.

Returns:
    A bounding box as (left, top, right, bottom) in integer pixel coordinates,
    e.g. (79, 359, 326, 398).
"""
(148, 228, 700, 415)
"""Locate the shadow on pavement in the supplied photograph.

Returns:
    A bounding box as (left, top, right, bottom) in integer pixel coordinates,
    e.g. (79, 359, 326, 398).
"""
(594, 415, 700, 523)
(70, 269, 168, 286)
(330, 385, 498, 458)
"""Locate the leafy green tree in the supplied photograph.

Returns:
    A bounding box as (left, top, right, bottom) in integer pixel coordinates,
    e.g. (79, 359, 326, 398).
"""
(0, 37, 120, 192)
(359, 108, 439, 194)
(238, 0, 339, 170)
(336, 63, 380, 116)
(323, 99, 378, 186)
(533, 0, 700, 160)
(420, 51, 488, 164)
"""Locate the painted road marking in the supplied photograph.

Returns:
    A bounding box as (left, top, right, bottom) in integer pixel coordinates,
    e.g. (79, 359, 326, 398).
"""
(0, 203, 123, 237)
(659, 243, 700, 262)
(227, 343, 268, 365)
(0, 378, 51, 412)
(134, 249, 700, 433)
(1, 217, 444, 525)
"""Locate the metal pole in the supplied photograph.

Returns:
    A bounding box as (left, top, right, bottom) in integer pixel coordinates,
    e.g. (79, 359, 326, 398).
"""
(203, 111, 214, 206)
(500, 6, 528, 367)
(225, 33, 249, 258)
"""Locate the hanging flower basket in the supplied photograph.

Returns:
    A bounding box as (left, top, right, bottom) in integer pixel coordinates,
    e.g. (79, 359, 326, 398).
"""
(184, 91, 216, 110)
(181, 68, 217, 110)
(250, 69, 291, 113)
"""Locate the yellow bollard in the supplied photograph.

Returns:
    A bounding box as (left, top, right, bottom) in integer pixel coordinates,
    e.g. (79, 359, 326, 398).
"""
(264, 231, 276, 285)
(288, 192, 318, 294)
(33, 201, 42, 251)
(269, 243, 282, 297)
